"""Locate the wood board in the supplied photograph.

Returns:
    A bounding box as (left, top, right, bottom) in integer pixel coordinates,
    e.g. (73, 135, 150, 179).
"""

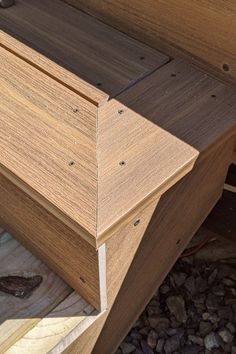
(64, 0, 236, 84)
(0, 230, 102, 354)
(0, 0, 168, 106)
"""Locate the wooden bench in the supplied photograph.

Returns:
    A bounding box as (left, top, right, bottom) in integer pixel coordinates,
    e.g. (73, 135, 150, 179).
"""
(0, 0, 236, 353)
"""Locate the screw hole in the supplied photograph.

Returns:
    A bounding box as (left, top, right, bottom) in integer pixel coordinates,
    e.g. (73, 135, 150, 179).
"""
(140, 56, 145, 60)
(80, 277, 86, 283)
(134, 219, 140, 227)
(222, 63, 230, 72)
(97, 82, 102, 87)
(171, 73, 176, 77)
(73, 107, 80, 113)
(119, 161, 126, 166)
(176, 239, 181, 245)
(211, 94, 216, 98)
(69, 161, 75, 166)
(118, 109, 124, 115)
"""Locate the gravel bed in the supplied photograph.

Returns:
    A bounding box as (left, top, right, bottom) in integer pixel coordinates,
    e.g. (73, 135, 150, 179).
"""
(116, 258, 236, 354)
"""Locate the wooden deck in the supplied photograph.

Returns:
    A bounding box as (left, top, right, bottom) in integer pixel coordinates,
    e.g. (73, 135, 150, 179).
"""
(0, 230, 101, 354)
(0, 0, 236, 353)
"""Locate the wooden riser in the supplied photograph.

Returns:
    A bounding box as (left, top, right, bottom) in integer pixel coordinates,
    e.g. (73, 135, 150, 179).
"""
(0, 230, 103, 354)
(0, 0, 236, 338)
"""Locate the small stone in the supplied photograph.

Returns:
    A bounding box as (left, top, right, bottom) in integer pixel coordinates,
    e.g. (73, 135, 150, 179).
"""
(188, 335, 204, 346)
(159, 284, 170, 294)
(206, 294, 220, 311)
(147, 330, 158, 349)
(226, 322, 235, 334)
(184, 276, 196, 295)
(181, 344, 202, 354)
(166, 295, 187, 323)
(212, 285, 225, 297)
(218, 328, 234, 343)
(204, 332, 220, 350)
(166, 327, 184, 338)
(170, 315, 181, 328)
(195, 276, 208, 293)
(171, 272, 187, 287)
(156, 338, 165, 353)
(208, 269, 218, 285)
(222, 278, 235, 287)
(199, 321, 213, 336)
(164, 335, 180, 354)
(139, 326, 149, 336)
(218, 307, 232, 321)
(232, 346, 236, 354)
(133, 350, 143, 354)
(148, 315, 170, 331)
(140, 340, 154, 354)
(120, 342, 136, 354)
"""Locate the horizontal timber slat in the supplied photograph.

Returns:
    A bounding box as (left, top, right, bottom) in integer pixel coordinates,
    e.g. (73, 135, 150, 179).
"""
(0, 0, 168, 106)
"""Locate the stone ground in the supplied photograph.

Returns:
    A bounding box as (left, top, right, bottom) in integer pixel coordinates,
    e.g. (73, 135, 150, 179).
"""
(116, 182, 236, 354)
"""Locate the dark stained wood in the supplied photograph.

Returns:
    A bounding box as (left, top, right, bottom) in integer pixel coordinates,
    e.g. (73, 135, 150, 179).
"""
(0, 0, 168, 105)
(64, 0, 236, 84)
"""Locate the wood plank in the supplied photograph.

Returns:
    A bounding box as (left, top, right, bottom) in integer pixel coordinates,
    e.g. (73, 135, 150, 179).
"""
(64, 0, 236, 84)
(65, 192, 161, 354)
(97, 60, 236, 239)
(0, 232, 72, 352)
(0, 172, 106, 311)
(0, 46, 98, 241)
(0, 0, 168, 106)
(66, 136, 235, 354)
(6, 292, 100, 354)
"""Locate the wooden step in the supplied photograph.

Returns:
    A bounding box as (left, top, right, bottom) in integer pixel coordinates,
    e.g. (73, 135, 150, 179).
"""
(0, 229, 102, 354)
(0, 0, 168, 106)
(1, 0, 236, 316)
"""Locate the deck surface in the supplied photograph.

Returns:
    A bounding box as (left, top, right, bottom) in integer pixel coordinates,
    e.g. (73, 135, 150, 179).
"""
(0, 0, 168, 106)
(0, 230, 99, 354)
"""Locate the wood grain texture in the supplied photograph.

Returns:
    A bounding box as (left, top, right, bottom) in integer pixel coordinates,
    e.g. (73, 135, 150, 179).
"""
(0, 0, 168, 106)
(63, 0, 236, 83)
(93, 137, 235, 354)
(0, 172, 105, 311)
(6, 292, 100, 354)
(0, 232, 71, 353)
(64, 195, 160, 354)
(0, 46, 98, 241)
(66, 136, 235, 354)
(97, 60, 236, 238)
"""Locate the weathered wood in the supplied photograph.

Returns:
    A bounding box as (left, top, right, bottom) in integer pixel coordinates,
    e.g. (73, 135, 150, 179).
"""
(6, 292, 99, 354)
(65, 137, 235, 354)
(0, 232, 71, 352)
(0, 0, 168, 106)
(64, 0, 236, 84)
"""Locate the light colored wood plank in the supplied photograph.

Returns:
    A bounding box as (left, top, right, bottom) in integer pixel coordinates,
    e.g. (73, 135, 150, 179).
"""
(97, 59, 236, 239)
(0, 172, 106, 311)
(0, 0, 168, 106)
(6, 292, 100, 354)
(64, 0, 236, 83)
(0, 232, 72, 353)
